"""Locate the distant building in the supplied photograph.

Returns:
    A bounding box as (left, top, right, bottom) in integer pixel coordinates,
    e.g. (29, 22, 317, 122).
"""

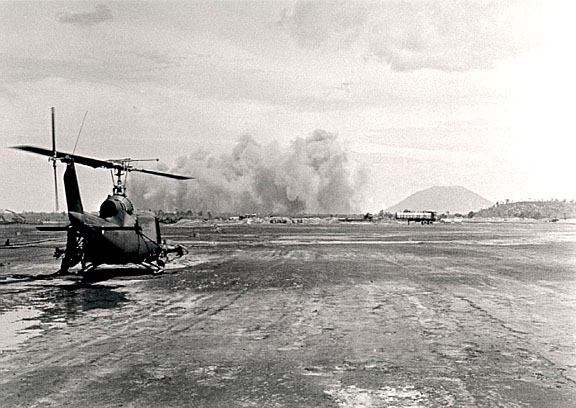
(395, 211, 436, 224)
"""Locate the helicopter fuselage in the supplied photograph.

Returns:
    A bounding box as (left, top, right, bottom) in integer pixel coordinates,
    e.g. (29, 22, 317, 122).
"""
(68, 208, 162, 266)
(58, 160, 166, 271)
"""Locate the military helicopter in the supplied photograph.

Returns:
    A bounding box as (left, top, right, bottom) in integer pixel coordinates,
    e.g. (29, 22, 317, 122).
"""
(12, 108, 192, 275)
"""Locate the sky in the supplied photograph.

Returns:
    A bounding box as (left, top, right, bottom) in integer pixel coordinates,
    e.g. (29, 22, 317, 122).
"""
(1, 0, 575, 212)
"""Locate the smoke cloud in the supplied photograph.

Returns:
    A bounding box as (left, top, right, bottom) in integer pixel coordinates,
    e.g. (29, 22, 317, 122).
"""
(57, 5, 113, 27)
(281, 1, 539, 72)
(129, 130, 365, 214)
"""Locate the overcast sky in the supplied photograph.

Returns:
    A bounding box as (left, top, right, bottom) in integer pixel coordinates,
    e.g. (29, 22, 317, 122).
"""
(1, 1, 574, 212)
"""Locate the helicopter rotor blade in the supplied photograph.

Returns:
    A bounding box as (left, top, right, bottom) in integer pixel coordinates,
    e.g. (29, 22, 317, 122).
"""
(52, 165, 59, 211)
(12, 145, 121, 169)
(51, 108, 56, 154)
(11, 145, 194, 180)
(36, 225, 69, 231)
(51, 107, 59, 212)
(130, 167, 193, 180)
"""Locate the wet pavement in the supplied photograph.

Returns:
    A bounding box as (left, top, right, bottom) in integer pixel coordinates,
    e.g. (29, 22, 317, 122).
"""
(0, 222, 575, 407)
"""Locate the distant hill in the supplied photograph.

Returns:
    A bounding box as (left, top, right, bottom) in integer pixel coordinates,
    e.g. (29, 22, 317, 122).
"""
(386, 186, 492, 214)
(474, 200, 576, 220)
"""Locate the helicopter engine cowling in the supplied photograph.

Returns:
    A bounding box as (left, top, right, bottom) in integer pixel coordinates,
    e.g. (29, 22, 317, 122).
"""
(99, 195, 135, 219)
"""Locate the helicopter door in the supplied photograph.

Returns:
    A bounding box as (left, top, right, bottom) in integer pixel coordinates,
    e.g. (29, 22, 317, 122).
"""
(137, 214, 161, 245)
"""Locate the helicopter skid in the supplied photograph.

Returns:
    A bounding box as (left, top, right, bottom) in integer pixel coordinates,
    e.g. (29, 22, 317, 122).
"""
(140, 261, 164, 274)
(74, 262, 164, 275)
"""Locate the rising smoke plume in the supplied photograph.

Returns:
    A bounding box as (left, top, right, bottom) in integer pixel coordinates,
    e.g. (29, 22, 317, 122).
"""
(128, 130, 365, 215)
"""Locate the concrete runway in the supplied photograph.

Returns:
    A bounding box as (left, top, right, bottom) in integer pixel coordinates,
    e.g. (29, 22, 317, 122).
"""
(1, 222, 575, 407)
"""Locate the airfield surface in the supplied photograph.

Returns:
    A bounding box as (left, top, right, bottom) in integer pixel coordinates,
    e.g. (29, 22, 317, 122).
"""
(0, 222, 575, 407)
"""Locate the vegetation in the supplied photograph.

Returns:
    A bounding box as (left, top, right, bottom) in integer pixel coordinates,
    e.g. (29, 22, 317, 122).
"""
(469, 199, 576, 220)
(8, 199, 576, 224)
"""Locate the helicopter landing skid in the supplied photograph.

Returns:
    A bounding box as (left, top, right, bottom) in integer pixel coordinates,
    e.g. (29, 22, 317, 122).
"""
(141, 261, 164, 274)
(79, 263, 96, 275)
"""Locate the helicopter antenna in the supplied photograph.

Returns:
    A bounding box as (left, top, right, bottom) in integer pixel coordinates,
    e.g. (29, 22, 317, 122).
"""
(50, 107, 59, 212)
(72, 110, 88, 155)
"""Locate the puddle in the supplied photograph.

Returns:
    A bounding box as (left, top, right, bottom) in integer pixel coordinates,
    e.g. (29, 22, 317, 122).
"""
(0, 280, 131, 351)
(33, 282, 129, 317)
(325, 384, 427, 408)
(165, 254, 221, 270)
(0, 306, 44, 351)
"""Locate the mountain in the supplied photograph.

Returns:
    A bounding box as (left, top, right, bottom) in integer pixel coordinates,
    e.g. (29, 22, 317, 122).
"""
(386, 186, 492, 214)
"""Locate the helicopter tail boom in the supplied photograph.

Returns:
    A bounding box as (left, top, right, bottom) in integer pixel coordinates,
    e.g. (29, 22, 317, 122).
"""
(63, 161, 84, 214)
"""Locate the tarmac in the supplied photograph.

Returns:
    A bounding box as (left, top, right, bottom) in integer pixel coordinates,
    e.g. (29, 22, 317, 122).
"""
(0, 222, 575, 407)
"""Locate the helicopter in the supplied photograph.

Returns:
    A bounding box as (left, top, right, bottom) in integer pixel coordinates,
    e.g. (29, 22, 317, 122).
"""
(11, 108, 193, 276)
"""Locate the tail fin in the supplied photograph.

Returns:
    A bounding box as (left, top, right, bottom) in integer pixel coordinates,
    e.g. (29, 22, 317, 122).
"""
(63, 161, 84, 214)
